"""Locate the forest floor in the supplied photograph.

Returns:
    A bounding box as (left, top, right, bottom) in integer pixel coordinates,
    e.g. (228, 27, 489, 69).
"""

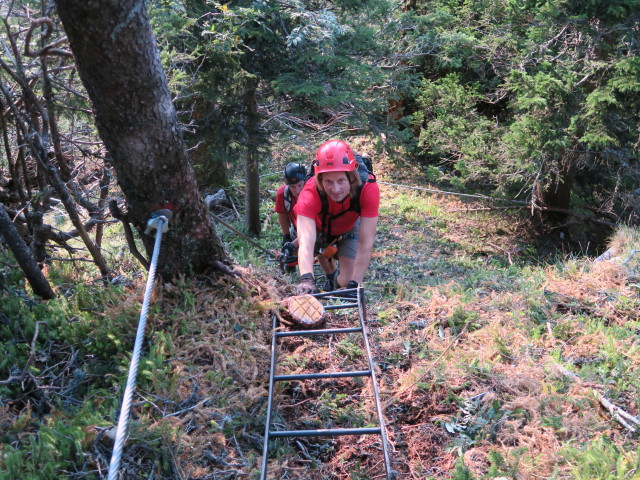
(3, 145, 640, 480)
(144, 151, 640, 479)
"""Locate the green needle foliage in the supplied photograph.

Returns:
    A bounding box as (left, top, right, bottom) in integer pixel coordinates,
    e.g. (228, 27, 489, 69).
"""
(404, 0, 640, 231)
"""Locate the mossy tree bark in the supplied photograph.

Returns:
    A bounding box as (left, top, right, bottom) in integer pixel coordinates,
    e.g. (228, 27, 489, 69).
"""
(243, 77, 260, 236)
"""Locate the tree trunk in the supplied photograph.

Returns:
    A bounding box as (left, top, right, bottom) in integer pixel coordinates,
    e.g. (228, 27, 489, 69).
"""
(535, 157, 577, 226)
(54, 0, 229, 279)
(0, 204, 54, 299)
(244, 77, 260, 235)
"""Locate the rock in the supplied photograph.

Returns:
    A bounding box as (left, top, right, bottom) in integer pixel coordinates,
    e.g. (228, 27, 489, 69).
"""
(205, 189, 229, 210)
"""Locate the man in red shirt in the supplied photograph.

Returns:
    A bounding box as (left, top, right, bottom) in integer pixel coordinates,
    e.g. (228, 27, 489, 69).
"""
(294, 139, 380, 295)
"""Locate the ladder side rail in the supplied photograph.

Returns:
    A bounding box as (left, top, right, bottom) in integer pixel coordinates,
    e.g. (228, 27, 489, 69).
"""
(260, 314, 280, 480)
(357, 287, 395, 479)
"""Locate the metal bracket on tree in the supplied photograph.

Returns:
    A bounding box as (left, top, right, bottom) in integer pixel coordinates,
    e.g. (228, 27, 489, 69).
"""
(144, 208, 173, 235)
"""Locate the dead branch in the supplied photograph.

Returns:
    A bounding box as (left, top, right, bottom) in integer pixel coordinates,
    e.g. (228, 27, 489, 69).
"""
(594, 247, 618, 263)
(64, 218, 118, 237)
(224, 189, 241, 219)
(164, 398, 211, 418)
(109, 200, 150, 270)
(39, 160, 111, 276)
(583, 204, 618, 222)
(48, 256, 95, 262)
(447, 206, 527, 213)
(0, 63, 110, 276)
(24, 18, 72, 58)
(486, 242, 514, 265)
(95, 167, 111, 247)
(552, 363, 640, 433)
(622, 250, 640, 266)
(534, 205, 617, 228)
(599, 395, 640, 433)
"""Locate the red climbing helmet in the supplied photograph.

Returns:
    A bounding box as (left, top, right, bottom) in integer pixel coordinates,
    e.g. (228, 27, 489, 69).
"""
(314, 139, 357, 174)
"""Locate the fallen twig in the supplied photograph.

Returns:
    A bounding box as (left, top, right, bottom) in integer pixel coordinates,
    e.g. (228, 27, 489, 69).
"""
(224, 189, 241, 220)
(486, 242, 515, 265)
(622, 249, 640, 266)
(395, 321, 470, 398)
(599, 395, 640, 433)
(0, 321, 46, 385)
(552, 363, 640, 433)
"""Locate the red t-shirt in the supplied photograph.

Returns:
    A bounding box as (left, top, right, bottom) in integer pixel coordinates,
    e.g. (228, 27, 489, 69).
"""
(274, 184, 297, 227)
(295, 176, 380, 236)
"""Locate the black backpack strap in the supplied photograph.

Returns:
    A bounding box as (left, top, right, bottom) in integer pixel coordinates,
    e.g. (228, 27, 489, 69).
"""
(318, 189, 331, 238)
(283, 185, 292, 212)
(350, 174, 376, 215)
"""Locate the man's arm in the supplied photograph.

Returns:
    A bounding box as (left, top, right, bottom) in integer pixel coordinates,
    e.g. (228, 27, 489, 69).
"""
(277, 212, 290, 235)
(296, 215, 316, 276)
(351, 216, 378, 284)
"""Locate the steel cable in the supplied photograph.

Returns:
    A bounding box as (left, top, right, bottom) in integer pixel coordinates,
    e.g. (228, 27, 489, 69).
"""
(107, 215, 168, 480)
(258, 170, 529, 205)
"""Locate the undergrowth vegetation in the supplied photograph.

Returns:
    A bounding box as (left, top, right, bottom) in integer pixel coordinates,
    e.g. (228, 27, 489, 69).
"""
(3, 148, 640, 479)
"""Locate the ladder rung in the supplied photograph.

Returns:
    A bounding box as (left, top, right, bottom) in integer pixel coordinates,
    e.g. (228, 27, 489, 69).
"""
(269, 427, 381, 438)
(324, 303, 358, 310)
(276, 327, 362, 337)
(313, 289, 358, 299)
(274, 370, 372, 381)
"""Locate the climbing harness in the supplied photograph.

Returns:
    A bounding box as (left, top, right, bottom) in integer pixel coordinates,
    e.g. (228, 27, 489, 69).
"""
(260, 287, 395, 479)
(107, 210, 171, 480)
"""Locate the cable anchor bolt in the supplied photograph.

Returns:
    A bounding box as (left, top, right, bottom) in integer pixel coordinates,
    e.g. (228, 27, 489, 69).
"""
(144, 209, 173, 235)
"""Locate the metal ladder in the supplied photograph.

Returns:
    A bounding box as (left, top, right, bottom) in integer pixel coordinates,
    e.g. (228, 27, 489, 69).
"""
(260, 286, 395, 479)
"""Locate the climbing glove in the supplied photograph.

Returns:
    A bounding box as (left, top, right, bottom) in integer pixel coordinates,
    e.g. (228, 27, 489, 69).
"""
(282, 234, 293, 246)
(277, 242, 296, 264)
(296, 273, 319, 295)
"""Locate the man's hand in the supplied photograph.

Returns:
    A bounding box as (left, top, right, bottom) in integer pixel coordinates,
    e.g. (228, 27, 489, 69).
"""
(296, 273, 319, 295)
(277, 242, 296, 264)
(282, 233, 293, 246)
